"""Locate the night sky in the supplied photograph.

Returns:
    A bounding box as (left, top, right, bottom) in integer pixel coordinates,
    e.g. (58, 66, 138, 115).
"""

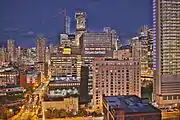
(0, 0, 152, 48)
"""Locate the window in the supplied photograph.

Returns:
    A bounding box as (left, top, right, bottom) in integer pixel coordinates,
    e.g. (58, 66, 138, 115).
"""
(163, 96, 167, 100)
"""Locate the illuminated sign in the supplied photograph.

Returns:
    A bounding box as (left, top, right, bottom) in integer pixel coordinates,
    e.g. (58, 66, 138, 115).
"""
(63, 48, 71, 55)
(84, 51, 106, 55)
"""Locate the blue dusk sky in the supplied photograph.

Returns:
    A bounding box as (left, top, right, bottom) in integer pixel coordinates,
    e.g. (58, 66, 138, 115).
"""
(0, 0, 152, 48)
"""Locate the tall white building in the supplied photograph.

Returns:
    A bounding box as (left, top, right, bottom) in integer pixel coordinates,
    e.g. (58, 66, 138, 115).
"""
(153, 0, 180, 107)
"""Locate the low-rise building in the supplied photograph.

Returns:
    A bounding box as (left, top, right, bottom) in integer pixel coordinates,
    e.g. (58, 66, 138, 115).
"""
(48, 78, 80, 97)
(0, 67, 19, 86)
(42, 97, 78, 114)
(103, 95, 161, 120)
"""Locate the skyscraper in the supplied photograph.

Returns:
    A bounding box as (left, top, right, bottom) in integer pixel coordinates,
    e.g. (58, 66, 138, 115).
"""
(75, 12, 87, 46)
(103, 27, 120, 50)
(139, 25, 153, 69)
(153, 0, 180, 107)
(80, 32, 114, 97)
(0, 47, 6, 65)
(64, 16, 71, 34)
(36, 36, 46, 62)
(7, 39, 15, 62)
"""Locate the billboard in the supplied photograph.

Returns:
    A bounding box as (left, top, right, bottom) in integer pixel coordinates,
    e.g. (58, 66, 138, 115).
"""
(63, 48, 71, 55)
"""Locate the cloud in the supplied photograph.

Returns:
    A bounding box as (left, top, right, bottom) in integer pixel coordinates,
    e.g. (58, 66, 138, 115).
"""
(3, 28, 19, 32)
(20, 31, 36, 37)
(27, 31, 35, 35)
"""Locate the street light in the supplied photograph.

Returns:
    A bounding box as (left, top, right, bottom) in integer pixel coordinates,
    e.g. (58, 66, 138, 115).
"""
(9, 109, 13, 112)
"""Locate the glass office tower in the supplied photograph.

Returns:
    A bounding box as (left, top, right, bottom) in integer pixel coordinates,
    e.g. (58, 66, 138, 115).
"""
(153, 0, 180, 107)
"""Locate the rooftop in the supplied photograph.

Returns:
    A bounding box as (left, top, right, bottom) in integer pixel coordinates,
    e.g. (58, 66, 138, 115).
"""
(118, 45, 132, 50)
(104, 95, 161, 114)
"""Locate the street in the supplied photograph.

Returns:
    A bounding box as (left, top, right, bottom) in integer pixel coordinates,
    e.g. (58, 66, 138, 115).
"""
(10, 81, 49, 120)
(162, 111, 180, 120)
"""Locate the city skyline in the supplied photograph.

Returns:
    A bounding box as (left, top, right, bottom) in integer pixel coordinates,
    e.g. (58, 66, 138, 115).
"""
(0, 0, 152, 48)
(2, 0, 175, 119)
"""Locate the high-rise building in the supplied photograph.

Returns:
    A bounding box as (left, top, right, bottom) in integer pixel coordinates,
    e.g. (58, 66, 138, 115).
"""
(60, 34, 71, 47)
(80, 32, 114, 97)
(36, 37, 47, 76)
(0, 48, 6, 65)
(130, 34, 154, 82)
(50, 52, 82, 79)
(153, 0, 180, 107)
(16, 46, 21, 61)
(80, 66, 89, 104)
(103, 27, 120, 50)
(45, 46, 50, 63)
(75, 12, 87, 46)
(80, 32, 113, 56)
(7, 39, 15, 62)
(139, 25, 153, 69)
(113, 45, 132, 60)
(64, 16, 71, 34)
(36, 36, 46, 62)
(49, 44, 58, 54)
(93, 57, 141, 111)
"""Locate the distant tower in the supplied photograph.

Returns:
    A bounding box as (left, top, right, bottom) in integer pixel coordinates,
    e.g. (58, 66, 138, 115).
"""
(16, 46, 21, 61)
(75, 12, 87, 46)
(7, 39, 15, 62)
(103, 27, 120, 50)
(63, 9, 70, 34)
(0, 48, 6, 65)
(65, 16, 70, 34)
(36, 36, 46, 62)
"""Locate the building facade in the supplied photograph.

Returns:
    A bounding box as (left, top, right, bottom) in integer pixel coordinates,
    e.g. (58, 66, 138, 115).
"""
(48, 78, 80, 97)
(0, 47, 6, 66)
(50, 52, 82, 79)
(80, 32, 114, 97)
(0, 67, 19, 86)
(93, 58, 141, 110)
(36, 36, 46, 62)
(42, 97, 79, 118)
(103, 27, 120, 50)
(7, 39, 15, 62)
(75, 12, 87, 46)
(153, 0, 180, 106)
(113, 45, 132, 60)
